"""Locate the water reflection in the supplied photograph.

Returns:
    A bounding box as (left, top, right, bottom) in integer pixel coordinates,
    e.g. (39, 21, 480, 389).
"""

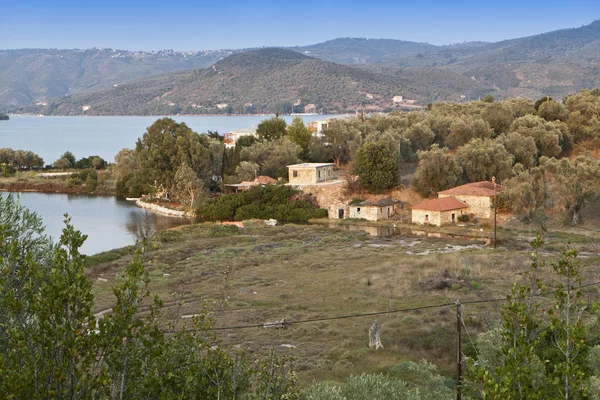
(3, 192, 190, 255)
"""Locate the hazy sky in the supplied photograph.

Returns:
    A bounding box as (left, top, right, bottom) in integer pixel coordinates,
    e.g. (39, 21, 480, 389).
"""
(2, 0, 599, 50)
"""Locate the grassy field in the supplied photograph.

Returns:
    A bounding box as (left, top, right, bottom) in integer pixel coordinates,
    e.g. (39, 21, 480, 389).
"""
(0, 170, 115, 194)
(85, 221, 600, 386)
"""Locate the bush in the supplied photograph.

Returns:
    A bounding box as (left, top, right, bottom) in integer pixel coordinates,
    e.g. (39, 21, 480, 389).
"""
(196, 184, 325, 223)
(158, 230, 184, 243)
(457, 214, 470, 223)
(1, 163, 16, 177)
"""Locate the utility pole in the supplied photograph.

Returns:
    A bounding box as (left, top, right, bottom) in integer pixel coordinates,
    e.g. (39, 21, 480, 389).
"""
(492, 176, 497, 248)
(456, 300, 462, 400)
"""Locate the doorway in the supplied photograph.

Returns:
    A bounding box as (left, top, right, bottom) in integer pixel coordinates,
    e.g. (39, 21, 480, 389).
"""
(338, 208, 344, 219)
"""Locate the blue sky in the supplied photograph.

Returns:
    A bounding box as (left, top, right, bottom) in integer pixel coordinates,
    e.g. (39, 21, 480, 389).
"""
(2, 0, 599, 50)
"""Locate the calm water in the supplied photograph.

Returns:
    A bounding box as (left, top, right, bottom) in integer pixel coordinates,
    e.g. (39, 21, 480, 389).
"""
(0, 114, 340, 163)
(3, 192, 190, 255)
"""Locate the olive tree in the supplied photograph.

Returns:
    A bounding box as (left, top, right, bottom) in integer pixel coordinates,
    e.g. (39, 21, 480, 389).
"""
(411, 145, 462, 197)
(457, 138, 514, 182)
(354, 141, 399, 191)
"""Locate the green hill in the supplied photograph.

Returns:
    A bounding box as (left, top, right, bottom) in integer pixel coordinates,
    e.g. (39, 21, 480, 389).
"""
(31, 48, 486, 115)
(0, 48, 234, 107)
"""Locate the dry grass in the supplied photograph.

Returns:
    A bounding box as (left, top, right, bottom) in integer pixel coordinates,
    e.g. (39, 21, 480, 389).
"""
(85, 222, 600, 386)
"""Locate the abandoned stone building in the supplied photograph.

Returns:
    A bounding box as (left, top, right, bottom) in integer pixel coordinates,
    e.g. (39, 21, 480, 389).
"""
(347, 198, 401, 221)
(437, 181, 503, 218)
(287, 163, 335, 185)
(411, 197, 469, 226)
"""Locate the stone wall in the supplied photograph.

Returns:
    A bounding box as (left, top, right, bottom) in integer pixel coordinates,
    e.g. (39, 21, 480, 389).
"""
(439, 194, 492, 218)
(135, 199, 186, 217)
(288, 165, 334, 185)
(348, 205, 394, 221)
(411, 208, 467, 226)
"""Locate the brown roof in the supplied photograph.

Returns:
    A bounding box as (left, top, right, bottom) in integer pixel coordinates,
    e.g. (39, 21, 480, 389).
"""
(438, 181, 503, 197)
(255, 175, 277, 184)
(412, 197, 469, 212)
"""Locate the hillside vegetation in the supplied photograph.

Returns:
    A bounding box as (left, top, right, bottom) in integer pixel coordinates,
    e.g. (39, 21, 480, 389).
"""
(6, 20, 600, 113)
(0, 48, 234, 107)
(21, 49, 488, 115)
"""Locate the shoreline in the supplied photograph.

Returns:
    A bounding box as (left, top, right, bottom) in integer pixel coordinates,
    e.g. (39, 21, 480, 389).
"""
(0, 181, 115, 196)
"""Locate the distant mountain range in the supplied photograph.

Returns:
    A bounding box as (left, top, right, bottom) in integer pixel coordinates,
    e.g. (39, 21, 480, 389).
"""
(3, 20, 600, 115)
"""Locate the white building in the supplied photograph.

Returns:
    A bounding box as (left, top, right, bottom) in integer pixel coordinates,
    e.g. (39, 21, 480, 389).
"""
(223, 128, 257, 148)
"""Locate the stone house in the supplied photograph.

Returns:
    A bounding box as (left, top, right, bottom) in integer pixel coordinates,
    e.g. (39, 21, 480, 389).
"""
(411, 197, 469, 227)
(287, 163, 334, 185)
(438, 181, 503, 218)
(348, 198, 400, 221)
(223, 128, 257, 148)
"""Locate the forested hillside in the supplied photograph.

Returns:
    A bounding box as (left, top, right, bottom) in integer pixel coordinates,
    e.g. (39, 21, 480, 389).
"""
(5, 20, 600, 113)
(30, 49, 485, 115)
(0, 48, 234, 107)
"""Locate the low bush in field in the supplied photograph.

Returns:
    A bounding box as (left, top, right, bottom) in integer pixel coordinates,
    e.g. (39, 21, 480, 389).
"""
(304, 361, 453, 400)
(196, 184, 327, 223)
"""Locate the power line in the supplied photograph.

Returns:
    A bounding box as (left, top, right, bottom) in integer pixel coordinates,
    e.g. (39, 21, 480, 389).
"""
(195, 280, 600, 332)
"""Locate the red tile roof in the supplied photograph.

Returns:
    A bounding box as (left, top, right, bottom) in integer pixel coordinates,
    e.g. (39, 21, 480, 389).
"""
(438, 181, 503, 197)
(412, 197, 469, 212)
(255, 175, 277, 184)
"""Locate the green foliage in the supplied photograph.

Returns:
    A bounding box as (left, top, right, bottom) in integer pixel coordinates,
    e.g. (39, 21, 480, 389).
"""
(67, 168, 98, 191)
(321, 119, 362, 166)
(0, 148, 44, 168)
(0, 113, 8, 120)
(240, 137, 300, 178)
(412, 145, 462, 197)
(509, 115, 567, 158)
(158, 229, 184, 243)
(173, 162, 205, 207)
(304, 361, 453, 400)
(0, 200, 300, 399)
(75, 155, 107, 169)
(481, 94, 495, 103)
(1, 163, 16, 177)
(134, 118, 211, 197)
(196, 184, 326, 223)
(53, 157, 70, 169)
(287, 117, 312, 159)
(457, 138, 514, 182)
(60, 150, 76, 167)
(257, 117, 288, 142)
(542, 154, 600, 224)
(354, 141, 399, 191)
(468, 238, 592, 399)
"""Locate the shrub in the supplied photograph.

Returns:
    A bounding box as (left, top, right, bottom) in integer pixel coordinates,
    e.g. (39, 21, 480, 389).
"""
(196, 184, 325, 223)
(158, 230, 183, 243)
(457, 214, 470, 223)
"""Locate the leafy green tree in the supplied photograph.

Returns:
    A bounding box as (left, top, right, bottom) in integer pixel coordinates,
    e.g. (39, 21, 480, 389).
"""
(468, 237, 548, 400)
(354, 141, 399, 191)
(496, 132, 538, 170)
(135, 118, 211, 196)
(256, 117, 287, 142)
(240, 137, 300, 178)
(53, 157, 71, 170)
(446, 117, 493, 148)
(481, 102, 513, 135)
(411, 145, 462, 197)
(534, 96, 553, 111)
(501, 165, 549, 228)
(481, 94, 495, 103)
(510, 115, 567, 158)
(287, 117, 312, 159)
(60, 150, 76, 168)
(457, 138, 514, 182)
(548, 249, 588, 399)
(404, 122, 435, 152)
(538, 100, 567, 122)
(542, 154, 600, 224)
(235, 161, 260, 182)
(321, 119, 362, 166)
(112, 148, 139, 181)
(174, 163, 205, 207)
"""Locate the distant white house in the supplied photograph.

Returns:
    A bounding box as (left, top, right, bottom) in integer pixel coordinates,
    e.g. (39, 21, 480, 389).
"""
(82, 105, 91, 111)
(216, 103, 229, 109)
(287, 163, 334, 185)
(223, 128, 257, 148)
(307, 120, 330, 135)
(392, 95, 404, 103)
